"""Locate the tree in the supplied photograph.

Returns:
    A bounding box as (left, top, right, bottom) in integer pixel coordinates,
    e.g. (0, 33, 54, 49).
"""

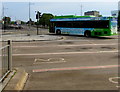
(2, 16, 11, 29)
(39, 13, 54, 27)
(21, 21, 26, 24)
(3, 16, 11, 24)
(98, 15, 102, 17)
(10, 21, 15, 24)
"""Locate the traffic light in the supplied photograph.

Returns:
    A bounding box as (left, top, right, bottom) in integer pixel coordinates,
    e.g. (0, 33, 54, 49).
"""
(36, 11, 41, 19)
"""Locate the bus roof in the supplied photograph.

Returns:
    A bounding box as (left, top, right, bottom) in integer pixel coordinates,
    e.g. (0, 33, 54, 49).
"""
(50, 15, 117, 22)
(54, 15, 95, 19)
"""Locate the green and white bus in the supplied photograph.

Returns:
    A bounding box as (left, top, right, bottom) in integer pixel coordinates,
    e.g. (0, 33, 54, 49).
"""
(49, 15, 117, 37)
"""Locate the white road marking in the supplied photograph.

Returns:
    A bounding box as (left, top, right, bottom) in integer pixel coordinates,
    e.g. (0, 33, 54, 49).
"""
(13, 43, 117, 48)
(109, 77, 120, 88)
(33, 58, 66, 64)
(13, 50, 118, 56)
(33, 65, 119, 73)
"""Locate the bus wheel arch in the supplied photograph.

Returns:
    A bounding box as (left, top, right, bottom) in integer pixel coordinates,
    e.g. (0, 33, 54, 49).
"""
(84, 30, 91, 37)
(56, 29, 61, 35)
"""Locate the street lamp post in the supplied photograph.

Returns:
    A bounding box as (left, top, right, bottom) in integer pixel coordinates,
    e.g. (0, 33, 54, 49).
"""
(28, 2, 34, 35)
(28, 2, 31, 33)
(80, 4, 83, 16)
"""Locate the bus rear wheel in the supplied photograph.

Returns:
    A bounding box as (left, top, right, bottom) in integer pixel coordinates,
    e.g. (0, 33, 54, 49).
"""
(84, 31, 91, 37)
(56, 29, 61, 35)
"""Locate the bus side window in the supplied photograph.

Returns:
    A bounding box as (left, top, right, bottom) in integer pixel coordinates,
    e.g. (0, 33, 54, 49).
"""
(73, 22, 80, 28)
(67, 22, 73, 28)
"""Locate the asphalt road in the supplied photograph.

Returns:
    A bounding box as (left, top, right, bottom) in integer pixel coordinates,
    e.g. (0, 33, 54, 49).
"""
(2, 25, 49, 35)
(11, 34, 119, 90)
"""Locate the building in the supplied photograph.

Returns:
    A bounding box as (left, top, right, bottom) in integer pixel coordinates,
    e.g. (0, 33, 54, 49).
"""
(111, 1, 120, 17)
(119, 1, 120, 10)
(111, 10, 119, 17)
(84, 11, 100, 17)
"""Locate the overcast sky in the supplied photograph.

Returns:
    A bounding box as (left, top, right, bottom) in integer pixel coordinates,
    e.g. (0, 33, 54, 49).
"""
(0, 0, 119, 2)
(0, 1, 119, 21)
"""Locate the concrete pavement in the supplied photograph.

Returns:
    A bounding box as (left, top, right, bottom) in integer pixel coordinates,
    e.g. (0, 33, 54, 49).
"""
(2, 34, 63, 41)
(1, 34, 63, 92)
(2, 68, 28, 91)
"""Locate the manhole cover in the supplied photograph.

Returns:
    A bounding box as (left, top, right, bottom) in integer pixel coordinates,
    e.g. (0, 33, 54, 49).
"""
(34, 58, 66, 64)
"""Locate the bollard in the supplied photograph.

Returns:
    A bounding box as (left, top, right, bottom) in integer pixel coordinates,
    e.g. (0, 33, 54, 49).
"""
(8, 40, 12, 71)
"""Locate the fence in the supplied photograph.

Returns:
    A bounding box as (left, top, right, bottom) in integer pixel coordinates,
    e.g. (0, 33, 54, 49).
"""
(0, 40, 12, 82)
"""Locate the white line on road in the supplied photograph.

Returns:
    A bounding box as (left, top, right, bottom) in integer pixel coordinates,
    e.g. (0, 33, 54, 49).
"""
(13, 50, 118, 56)
(13, 43, 117, 48)
(33, 65, 119, 73)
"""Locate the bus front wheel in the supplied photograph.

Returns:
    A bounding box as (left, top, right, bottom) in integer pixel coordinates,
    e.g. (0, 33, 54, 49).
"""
(84, 31, 91, 37)
(56, 30, 61, 35)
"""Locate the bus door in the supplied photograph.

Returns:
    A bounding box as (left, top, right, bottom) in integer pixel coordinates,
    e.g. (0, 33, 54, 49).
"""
(49, 22, 55, 33)
(110, 18, 117, 34)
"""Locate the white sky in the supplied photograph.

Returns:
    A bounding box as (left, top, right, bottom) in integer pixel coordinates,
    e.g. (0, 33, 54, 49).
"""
(0, 1, 119, 21)
(0, 0, 119, 2)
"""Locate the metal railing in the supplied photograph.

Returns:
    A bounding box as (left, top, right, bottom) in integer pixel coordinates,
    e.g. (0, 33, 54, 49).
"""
(0, 40, 12, 82)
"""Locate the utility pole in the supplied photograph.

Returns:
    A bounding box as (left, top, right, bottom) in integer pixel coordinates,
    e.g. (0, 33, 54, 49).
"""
(2, 3, 4, 30)
(2, 3, 8, 30)
(28, 2, 34, 35)
(2, 3, 4, 18)
(80, 4, 83, 16)
(28, 2, 31, 32)
(2, 3, 8, 19)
